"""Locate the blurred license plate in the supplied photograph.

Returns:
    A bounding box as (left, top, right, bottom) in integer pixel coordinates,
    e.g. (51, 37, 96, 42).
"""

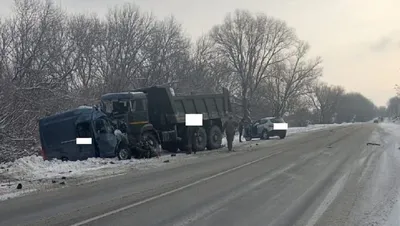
(273, 123, 288, 130)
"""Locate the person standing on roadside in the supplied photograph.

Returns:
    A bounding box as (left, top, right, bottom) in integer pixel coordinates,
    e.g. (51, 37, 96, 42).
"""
(238, 118, 244, 142)
(223, 116, 236, 152)
(186, 126, 198, 154)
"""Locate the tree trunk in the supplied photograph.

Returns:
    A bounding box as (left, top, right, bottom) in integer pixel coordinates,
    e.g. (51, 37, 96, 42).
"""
(242, 86, 249, 120)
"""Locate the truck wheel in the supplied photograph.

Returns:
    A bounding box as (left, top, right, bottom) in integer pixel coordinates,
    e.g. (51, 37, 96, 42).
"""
(142, 132, 160, 158)
(261, 130, 269, 140)
(117, 147, 131, 160)
(245, 136, 252, 141)
(279, 131, 286, 139)
(142, 132, 159, 150)
(206, 125, 223, 150)
(194, 127, 207, 152)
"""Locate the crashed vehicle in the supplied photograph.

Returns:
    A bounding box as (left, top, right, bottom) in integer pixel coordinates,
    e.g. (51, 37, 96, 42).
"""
(100, 86, 232, 153)
(38, 106, 143, 161)
(244, 117, 288, 141)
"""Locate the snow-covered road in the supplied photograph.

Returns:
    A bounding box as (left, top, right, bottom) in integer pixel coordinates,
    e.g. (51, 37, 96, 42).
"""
(0, 123, 352, 201)
(3, 122, 400, 225)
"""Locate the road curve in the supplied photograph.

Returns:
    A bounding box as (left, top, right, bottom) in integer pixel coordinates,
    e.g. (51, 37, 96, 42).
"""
(0, 124, 384, 226)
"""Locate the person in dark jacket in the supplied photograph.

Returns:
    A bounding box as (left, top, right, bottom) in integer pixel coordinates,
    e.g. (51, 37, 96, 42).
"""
(223, 116, 237, 151)
(186, 126, 198, 154)
(238, 118, 244, 142)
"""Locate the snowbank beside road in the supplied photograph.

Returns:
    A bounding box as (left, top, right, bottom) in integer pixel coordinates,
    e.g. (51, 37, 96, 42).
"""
(0, 154, 197, 201)
(287, 123, 351, 134)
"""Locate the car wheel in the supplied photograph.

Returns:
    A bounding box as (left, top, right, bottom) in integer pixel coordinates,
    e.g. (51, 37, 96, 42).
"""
(245, 136, 252, 141)
(261, 130, 269, 140)
(117, 147, 131, 160)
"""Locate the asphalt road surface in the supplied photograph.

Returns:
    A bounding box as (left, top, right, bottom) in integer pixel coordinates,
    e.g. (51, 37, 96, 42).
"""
(1, 123, 397, 226)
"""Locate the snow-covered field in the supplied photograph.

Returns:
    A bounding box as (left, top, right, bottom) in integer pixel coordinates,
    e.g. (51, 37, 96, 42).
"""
(0, 123, 351, 201)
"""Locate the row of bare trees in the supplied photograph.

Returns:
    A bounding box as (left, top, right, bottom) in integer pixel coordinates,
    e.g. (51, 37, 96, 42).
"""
(0, 0, 379, 160)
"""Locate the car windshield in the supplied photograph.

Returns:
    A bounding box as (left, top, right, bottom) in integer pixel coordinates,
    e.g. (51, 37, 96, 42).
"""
(271, 118, 285, 123)
(102, 100, 129, 114)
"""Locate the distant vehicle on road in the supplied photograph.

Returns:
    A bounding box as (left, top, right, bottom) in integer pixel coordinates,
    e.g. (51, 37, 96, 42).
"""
(244, 117, 288, 141)
(373, 119, 379, 123)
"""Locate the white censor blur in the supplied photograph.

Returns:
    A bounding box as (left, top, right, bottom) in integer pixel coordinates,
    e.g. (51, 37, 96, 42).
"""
(273, 123, 288, 130)
(185, 114, 203, 126)
(76, 138, 92, 145)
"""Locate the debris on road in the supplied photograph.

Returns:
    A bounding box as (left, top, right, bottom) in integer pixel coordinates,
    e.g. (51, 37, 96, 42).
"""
(366, 142, 381, 146)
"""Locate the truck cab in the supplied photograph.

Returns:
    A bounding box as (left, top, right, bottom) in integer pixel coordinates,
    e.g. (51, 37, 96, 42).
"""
(100, 86, 231, 154)
(100, 92, 163, 157)
(100, 92, 150, 135)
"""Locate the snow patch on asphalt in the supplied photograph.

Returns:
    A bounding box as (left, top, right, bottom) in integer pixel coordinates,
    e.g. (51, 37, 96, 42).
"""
(379, 123, 400, 226)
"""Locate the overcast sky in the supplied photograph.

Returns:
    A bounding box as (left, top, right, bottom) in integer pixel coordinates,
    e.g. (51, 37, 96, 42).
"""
(1, 0, 399, 106)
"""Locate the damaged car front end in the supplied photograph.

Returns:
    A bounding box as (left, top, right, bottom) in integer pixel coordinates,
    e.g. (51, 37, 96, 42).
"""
(38, 107, 132, 161)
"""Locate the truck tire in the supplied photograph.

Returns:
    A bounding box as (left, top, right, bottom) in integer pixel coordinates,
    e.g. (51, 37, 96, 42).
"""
(279, 131, 286, 139)
(142, 132, 160, 158)
(193, 127, 207, 152)
(206, 125, 223, 150)
(142, 132, 159, 150)
(245, 136, 252, 141)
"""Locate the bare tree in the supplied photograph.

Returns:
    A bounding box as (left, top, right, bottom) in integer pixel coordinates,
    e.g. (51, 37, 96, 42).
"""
(387, 96, 400, 117)
(136, 16, 191, 89)
(98, 3, 155, 93)
(308, 81, 344, 123)
(209, 9, 296, 119)
(0, 0, 72, 157)
(265, 41, 322, 117)
(177, 35, 237, 95)
(67, 14, 104, 101)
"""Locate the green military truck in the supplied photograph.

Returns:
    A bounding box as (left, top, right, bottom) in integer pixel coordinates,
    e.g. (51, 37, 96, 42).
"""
(99, 86, 232, 155)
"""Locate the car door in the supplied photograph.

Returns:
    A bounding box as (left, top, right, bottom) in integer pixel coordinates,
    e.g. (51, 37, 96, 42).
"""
(257, 119, 267, 135)
(94, 118, 118, 158)
(265, 119, 274, 132)
(76, 122, 96, 160)
(252, 120, 260, 136)
(127, 98, 150, 135)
